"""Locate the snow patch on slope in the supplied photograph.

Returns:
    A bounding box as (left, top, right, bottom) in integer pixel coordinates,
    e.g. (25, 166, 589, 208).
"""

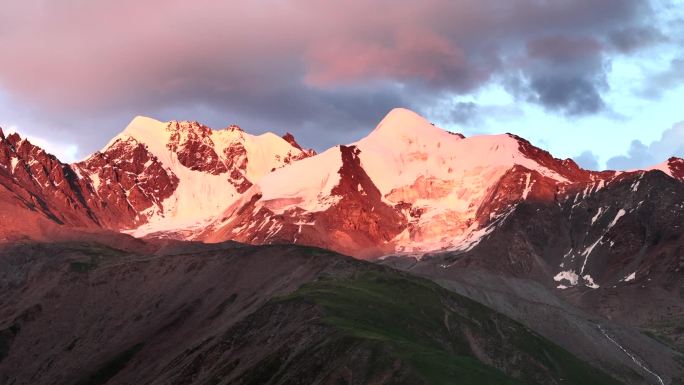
(554, 270, 579, 287)
(591, 207, 603, 224)
(582, 274, 600, 289)
(554, 270, 600, 289)
(608, 209, 626, 229)
(521, 173, 534, 199)
(10, 156, 19, 173)
(621, 271, 636, 282)
(258, 146, 343, 214)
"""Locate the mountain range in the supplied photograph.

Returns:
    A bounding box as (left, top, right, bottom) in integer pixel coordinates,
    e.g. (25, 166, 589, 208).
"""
(0, 108, 682, 384)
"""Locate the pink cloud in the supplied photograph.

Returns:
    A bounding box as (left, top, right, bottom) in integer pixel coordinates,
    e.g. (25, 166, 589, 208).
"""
(304, 27, 472, 87)
(0, 0, 656, 118)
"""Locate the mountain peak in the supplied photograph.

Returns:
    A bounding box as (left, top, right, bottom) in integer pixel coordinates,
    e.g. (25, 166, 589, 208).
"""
(104, 115, 167, 149)
(129, 115, 163, 126)
(226, 124, 243, 132)
(370, 108, 442, 138)
(123, 115, 166, 135)
(381, 107, 429, 124)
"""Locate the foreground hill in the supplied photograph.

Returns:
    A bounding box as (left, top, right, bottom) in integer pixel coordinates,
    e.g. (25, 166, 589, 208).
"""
(0, 240, 631, 385)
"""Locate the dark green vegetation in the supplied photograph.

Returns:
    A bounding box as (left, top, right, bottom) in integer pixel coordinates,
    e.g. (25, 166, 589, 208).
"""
(62, 243, 133, 272)
(0, 241, 629, 384)
(276, 269, 622, 385)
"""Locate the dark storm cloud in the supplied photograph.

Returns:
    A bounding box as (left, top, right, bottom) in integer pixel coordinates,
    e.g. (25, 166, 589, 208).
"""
(447, 102, 480, 125)
(516, 35, 609, 115)
(0, 0, 664, 155)
(608, 26, 668, 53)
(437, 101, 524, 132)
(528, 76, 606, 115)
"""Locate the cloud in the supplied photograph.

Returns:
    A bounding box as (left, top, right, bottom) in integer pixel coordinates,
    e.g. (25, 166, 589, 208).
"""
(574, 150, 601, 170)
(639, 57, 684, 99)
(447, 102, 480, 125)
(3, 125, 79, 162)
(432, 100, 524, 133)
(506, 35, 609, 115)
(608, 26, 668, 53)
(0, 0, 667, 156)
(606, 121, 684, 169)
(528, 76, 607, 116)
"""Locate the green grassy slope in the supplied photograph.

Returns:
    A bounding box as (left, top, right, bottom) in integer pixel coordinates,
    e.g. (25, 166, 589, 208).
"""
(280, 268, 622, 385)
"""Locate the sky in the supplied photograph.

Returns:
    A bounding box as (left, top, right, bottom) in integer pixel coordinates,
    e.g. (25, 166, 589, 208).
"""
(0, 0, 683, 170)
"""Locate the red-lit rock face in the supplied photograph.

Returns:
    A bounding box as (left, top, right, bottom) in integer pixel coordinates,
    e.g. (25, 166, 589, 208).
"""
(0, 131, 100, 229)
(167, 121, 228, 175)
(163, 122, 260, 193)
(668, 157, 684, 179)
(281, 132, 302, 150)
(75, 136, 180, 228)
(312, 145, 407, 257)
(0, 128, 182, 231)
(222, 141, 252, 193)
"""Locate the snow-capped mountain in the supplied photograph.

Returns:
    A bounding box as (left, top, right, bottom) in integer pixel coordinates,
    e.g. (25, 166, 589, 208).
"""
(1, 108, 682, 261)
(73, 117, 315, 234)
(197, 108, 683, 259)
(0, 117, 314, 240)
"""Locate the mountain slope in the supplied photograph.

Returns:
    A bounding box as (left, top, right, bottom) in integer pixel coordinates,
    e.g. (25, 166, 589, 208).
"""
(379, 261, 683, 385)
(0, 241, 624, 385)
(400, 169, 683, 302)
(382, 166, 684, 383)
(0, 128, 103, 234)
